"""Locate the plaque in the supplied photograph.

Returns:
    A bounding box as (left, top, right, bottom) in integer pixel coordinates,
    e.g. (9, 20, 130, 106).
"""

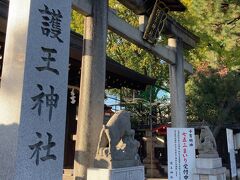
(143, 0, 169, 44)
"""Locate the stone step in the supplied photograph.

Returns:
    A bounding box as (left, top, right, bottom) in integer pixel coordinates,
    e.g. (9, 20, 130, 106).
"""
(63, 169, 73, 175)
(63, 169, 73, 180)
(144, 163, 159, 169)
(62, 175, 73, 180)
(145, 169, 162, 178)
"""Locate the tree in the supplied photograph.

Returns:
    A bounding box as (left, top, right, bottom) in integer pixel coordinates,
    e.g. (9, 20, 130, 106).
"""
(70, 1, 240, 132)
(71, 10, 84, 34)
(71, 0, 170, 95)
(170, 1, 240, 133)
(102, 1, 172, 116)
(70, 2, 171, 128)
(173, 0, 240, 69)
(186, 65, 240, 136)
(107, 0, 170, 93)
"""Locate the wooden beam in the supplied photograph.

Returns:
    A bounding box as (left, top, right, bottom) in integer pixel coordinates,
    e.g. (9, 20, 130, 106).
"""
(108, 11, 193, 72)
(72, 0, 193, 73)
(184, 60, 193, 74)
(108, 10, 176, 65)
(138, 14, 199, 50)
(165, 16, 199, 49)
(72, 0, 92, 16)
(117, 0, 147, 15)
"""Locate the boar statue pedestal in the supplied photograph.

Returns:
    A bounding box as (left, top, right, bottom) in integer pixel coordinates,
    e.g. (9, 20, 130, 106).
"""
(193, 126, 226, 180)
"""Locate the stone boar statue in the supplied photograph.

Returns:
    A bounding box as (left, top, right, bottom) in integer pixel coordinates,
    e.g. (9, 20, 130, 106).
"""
(95, 110, 141, 168)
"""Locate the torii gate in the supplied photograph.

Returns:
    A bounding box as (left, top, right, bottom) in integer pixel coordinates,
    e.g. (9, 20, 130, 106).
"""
(72, 1, 198, 179)
(0, 0, 198, 180)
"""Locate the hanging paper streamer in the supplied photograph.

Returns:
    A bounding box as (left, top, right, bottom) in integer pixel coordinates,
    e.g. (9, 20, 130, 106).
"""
(70, 88, 76, 104)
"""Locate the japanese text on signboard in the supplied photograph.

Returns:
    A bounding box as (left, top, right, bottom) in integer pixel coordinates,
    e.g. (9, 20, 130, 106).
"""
(28, 4, 64, 166)
(167, 128, 195, 180)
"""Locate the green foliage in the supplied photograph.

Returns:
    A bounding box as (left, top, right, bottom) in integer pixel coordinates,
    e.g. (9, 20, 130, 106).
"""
(174, 1, 240, 130)
(186, 67, 240, 126)
(71, 1, 170, 98)
(173, 0, 240, 69)
(71, 10, 84, 34)
(70, 1, 240, 129)
(107, 0, 170, 98)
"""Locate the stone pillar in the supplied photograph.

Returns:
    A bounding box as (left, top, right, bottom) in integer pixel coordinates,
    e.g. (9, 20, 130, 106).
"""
(0, 2, 26, 178)
(168, 38, 187, 128)
(73, 1, 108, 180)
(0, 0, 71, 179)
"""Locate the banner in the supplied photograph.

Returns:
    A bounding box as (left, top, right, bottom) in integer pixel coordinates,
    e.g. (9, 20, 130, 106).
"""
(167, 128, 196, 180)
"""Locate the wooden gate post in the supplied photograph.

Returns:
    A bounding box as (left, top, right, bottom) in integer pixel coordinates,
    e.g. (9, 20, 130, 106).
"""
(74, 0, 108, 180)
(168, 37, 187, 128)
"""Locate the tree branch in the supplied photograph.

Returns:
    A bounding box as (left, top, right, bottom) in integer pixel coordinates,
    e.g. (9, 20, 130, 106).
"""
(227, 15, 240, 25)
